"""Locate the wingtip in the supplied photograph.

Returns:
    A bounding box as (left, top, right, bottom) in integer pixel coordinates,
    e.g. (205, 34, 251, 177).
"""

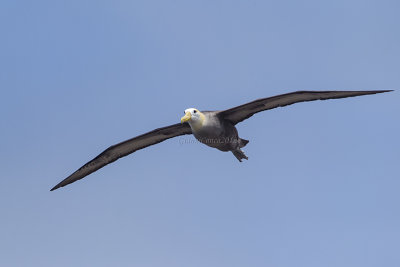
(377, 89, 394, 93)
(362, 89, 393, 95)
(360, 89, 393, 94)
(50, 184, 61, 191)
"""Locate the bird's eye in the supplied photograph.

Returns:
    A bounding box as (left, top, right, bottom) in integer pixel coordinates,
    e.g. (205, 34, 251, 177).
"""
(193, 110, 197, 113)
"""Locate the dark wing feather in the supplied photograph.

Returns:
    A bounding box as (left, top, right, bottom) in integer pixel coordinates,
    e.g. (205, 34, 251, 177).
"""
(51, 123, 191, 191)
(219, 90, 392, 125)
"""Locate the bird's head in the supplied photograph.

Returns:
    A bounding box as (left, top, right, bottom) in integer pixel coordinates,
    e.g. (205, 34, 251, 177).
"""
(181, 108, 205, 129)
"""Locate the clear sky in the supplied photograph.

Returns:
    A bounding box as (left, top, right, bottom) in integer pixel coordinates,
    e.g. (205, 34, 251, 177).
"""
(1, 0, 399, 266)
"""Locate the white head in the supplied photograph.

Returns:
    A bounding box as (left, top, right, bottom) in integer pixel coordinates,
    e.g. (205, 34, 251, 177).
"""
(180, 108, 205, 130)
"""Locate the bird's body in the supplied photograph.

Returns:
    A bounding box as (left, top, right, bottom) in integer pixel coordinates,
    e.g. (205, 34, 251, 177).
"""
(187, 111, 248, 160)
(51, 90, 392, 191)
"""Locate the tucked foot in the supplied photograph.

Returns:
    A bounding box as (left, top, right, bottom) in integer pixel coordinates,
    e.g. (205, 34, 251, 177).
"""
(232, 149, 248, 162)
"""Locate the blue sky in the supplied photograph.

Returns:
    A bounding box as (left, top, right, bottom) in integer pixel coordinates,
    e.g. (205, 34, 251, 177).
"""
(1, 0, 399, 266)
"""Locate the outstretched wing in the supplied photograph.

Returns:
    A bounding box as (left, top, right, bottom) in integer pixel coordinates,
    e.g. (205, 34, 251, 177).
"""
(51, 123, 192, 191)
(219, 90, 392, 125)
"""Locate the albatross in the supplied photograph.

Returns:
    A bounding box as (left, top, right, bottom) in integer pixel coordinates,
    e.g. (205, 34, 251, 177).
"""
(51, 90, 391, 191)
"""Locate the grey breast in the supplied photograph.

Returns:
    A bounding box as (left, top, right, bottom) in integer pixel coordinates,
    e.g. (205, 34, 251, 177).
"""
(194, 111, 239, 151)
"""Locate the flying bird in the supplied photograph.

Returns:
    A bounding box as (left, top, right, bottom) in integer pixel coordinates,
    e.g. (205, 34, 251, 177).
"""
(51, 90, 391, 191)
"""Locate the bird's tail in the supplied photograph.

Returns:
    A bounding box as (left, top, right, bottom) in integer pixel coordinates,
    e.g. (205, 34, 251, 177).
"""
(239, 138, 249, 148)
(232, 149, 248, 162)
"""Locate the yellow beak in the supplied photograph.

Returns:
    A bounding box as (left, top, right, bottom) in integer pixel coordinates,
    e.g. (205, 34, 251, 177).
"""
(181, 111, 192, 123)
